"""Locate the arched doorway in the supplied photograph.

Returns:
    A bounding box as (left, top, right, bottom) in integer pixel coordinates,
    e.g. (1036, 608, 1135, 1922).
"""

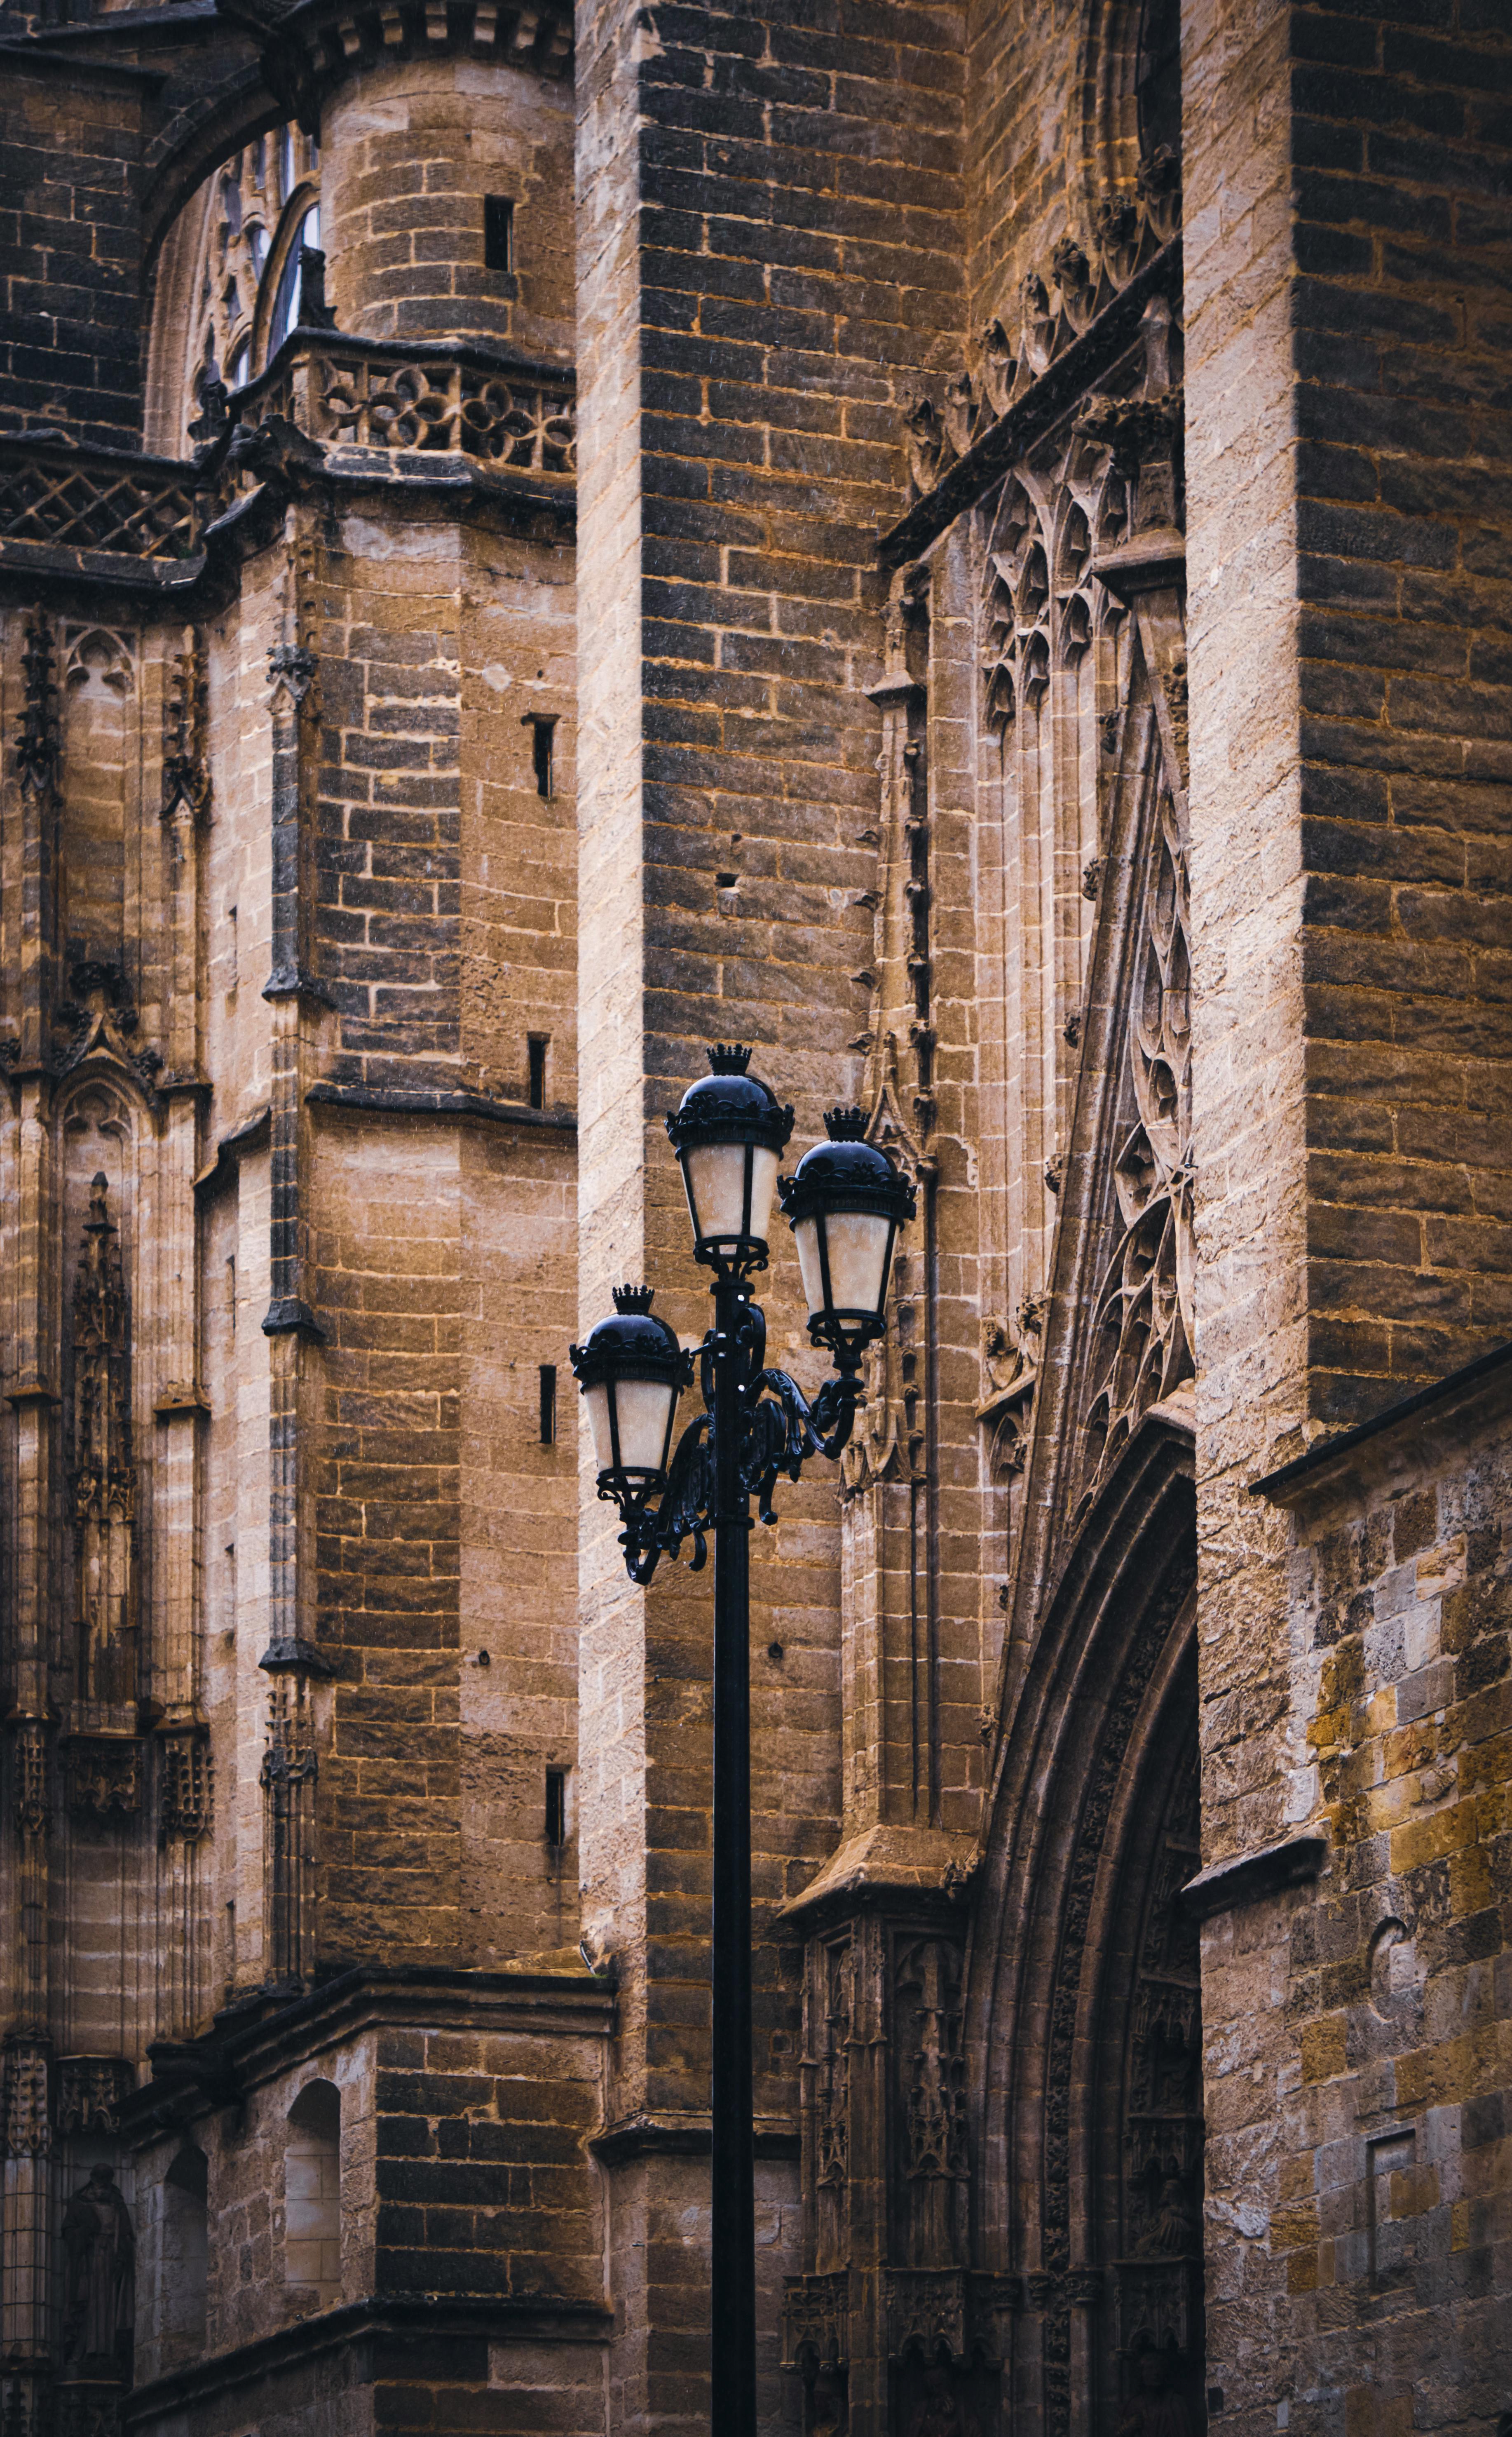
(968, 1427, 1205, 2437)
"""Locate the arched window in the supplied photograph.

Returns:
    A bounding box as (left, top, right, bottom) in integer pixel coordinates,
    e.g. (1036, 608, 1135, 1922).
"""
(264, 204, 321, 364)
(1135, 0, 1182, 165)
(284, 2080, 341, 2307)
(162, 2145, 208, 2360)
(144, 120, 321, 453)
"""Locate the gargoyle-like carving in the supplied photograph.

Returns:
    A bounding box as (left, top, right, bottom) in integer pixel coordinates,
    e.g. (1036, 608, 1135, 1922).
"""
(162, 632, 211, 825)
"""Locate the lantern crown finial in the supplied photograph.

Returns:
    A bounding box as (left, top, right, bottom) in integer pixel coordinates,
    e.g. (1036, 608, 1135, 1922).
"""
(708, 1044, 752, 1076)
(611, 1284, 656, 1315)
(823, 1107, 868, 1143)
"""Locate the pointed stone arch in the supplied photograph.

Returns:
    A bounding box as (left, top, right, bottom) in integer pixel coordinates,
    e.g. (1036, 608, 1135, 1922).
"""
(966, 1419, 1202, 2437)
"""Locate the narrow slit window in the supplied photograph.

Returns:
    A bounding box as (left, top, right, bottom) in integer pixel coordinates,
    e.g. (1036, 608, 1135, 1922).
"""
(527, 1034, 548, 1110)
(527, 715, 557, 800)
(539, 1363, 557, 1444)
(545, 1766, 567, 1849)
(484, 195, 515, 275)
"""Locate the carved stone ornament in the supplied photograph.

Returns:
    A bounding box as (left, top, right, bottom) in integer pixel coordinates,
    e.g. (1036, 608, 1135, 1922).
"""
(5, 2044, 51, 2157)
(816, 1938, 852, 2188)
(68, 1172, 139, 1709)
(902, 146, 1181, 499)
(977, 1318, 1036, 1480)
(899, 1938, 968, 2183)
(10, 1718, 49, 1838)
(781, 2268, 850, 2369)
(159, 1725, 212, 1841)
(884, 2266, 966, 2363)
(162, 631, 211, 825)
(16, 608, 60, 800)
(57, 2057, 133, 2138)
(1077, 783, 1194, 1517)
(61, 1737, 142, 1821)
(265, 639, 317, 709)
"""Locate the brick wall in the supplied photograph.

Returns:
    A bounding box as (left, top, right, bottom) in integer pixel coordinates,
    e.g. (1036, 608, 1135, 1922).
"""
(1206, 1378, 1512, 2437)
(0, 59, 147, 446)
(1291, 2, 1512, 1423)
(323, 54, 574, 352)
(574, 0, 968, 2422)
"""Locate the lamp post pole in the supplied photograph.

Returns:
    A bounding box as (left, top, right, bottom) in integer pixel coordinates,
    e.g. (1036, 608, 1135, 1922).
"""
(710, 1269, 757, 2435)
(570, 1059, 914, 2435)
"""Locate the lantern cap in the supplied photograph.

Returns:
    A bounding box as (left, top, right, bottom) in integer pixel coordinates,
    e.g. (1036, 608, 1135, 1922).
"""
(778, 1122, 917, 1226)
(665, 1044, 795, 1156)
(569, 1287, 689, 1390)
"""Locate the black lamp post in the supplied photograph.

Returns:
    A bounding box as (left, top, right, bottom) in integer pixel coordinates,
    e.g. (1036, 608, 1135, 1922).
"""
(570, 1047, 915, 2436)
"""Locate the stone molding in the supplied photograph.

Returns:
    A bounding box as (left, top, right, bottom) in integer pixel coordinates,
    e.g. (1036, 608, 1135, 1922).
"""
(776, 1823, 978, 1932)
(1249, 1338, 1512, 1525)
(588, 2111, 799, 2165)
(879, 241, 1181, 564)
(122, 2292, 612, 2431)
(305, 1080, 577, 1134)
(1181, 1834, 1327, 1924)
(119, 1962, 616, 2139)
(255, 0, 572, 136)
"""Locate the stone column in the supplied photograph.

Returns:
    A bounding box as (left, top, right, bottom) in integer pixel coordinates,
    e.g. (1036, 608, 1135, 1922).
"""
(573, 9, 969, 2425)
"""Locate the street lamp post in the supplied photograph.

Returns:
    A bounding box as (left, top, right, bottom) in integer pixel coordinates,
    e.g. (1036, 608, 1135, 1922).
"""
(570, 1046, 915, 2436)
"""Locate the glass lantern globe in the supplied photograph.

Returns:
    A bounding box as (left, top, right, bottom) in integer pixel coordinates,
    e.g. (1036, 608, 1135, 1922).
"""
(777, 1109, 916, 1356)
(665, 1045, 795, 1274)
(568, 1286, 691, 1505)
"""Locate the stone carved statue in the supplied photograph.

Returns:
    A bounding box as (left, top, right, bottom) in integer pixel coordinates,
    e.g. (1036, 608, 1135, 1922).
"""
(810, 2364, 847, 2437)
(61, 2164, 135, 2368)
(907, 2363, 980, 2437)
(1116, 2345, 1195, 2437)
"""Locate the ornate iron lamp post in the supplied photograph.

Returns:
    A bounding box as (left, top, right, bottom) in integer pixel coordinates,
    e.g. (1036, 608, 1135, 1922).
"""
(570, 1047, 915, 2435)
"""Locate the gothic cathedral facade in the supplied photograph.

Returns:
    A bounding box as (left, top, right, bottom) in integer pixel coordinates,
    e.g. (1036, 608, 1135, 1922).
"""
(0, 0, 1506, 2432)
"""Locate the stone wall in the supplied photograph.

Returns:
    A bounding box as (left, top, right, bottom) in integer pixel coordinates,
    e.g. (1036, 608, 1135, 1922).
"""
(1203, 1359, 1512, 2437)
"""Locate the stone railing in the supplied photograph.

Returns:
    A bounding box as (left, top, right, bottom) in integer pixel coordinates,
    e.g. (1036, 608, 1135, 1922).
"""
(230, 332, 576, 473)
(0, 434, 204, 562)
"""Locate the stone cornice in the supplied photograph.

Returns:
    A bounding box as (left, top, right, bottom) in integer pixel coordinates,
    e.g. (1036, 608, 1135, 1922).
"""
(776, 1823, 977, 1931)
(120, 1960, 615, 2139)
(1182, 1833, 1327, 1923)
(243, 0, 572, 135)
(1249, 1338, 1512, 1526)
(306, 1080, 577, 1135)
(589, 2111, 799, 2166)
(124, 2291, 613, 2427)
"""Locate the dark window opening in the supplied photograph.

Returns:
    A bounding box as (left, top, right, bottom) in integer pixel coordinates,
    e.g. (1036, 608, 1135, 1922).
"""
(527, 1034, 549, 1110)
(545, 1766, 567, 1848)
(1135, 0, 1182, 164)
(526, 715, 557, 799)
(539, 1363, 557, 1444)
(484, 195, 515, 275)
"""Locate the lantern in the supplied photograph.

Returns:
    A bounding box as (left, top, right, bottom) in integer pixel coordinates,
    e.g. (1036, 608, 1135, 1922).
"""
(666, 1045, 795, 1274)
(569, 1286, 690, 1505)
(777, 1109, 916, 1357)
